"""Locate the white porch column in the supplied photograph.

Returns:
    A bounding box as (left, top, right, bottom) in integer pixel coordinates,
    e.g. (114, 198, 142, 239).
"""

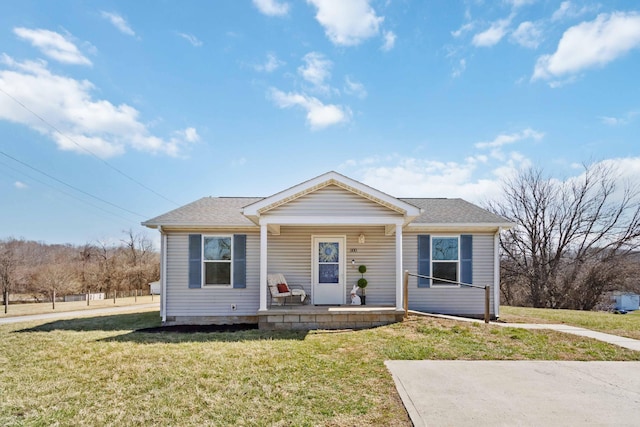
(259, 222, 268, 311)
(494, 228, 502, 318)
(395, 221, 403, 310)
(159, 226, 167, 323)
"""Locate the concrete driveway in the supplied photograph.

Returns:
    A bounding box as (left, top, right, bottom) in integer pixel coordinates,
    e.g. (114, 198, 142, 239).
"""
(386, 360, 640, 427)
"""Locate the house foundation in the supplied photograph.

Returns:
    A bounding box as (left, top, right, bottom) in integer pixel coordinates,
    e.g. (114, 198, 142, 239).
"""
(257, 305, 405, 330)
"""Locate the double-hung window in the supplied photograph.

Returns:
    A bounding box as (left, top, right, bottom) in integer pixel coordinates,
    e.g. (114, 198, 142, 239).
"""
(203, 236, 232, 286)
(431, 236, 459, 285)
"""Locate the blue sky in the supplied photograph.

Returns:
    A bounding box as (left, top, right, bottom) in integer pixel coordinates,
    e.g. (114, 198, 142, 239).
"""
(1, 0, 639, 246)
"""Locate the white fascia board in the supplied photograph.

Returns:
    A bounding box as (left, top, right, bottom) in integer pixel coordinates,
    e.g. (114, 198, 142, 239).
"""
(406, 222, 514, 232)
(259, 215, 404, 226)
(152, 225, 259, 233)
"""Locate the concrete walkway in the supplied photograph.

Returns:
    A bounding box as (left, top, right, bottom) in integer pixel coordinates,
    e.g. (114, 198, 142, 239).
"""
(0, 303, 159, 325)
(494, 322, 640, 352)
(408, 310, 640, 352)
(386, 360, 640, 427)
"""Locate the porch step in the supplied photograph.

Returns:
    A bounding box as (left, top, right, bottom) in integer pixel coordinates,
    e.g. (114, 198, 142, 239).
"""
(257, 306, 405, 330)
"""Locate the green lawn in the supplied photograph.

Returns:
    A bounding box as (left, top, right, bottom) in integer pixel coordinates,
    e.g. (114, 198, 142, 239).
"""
(2, 311, 639, 426)
(500, 306, 640, 340)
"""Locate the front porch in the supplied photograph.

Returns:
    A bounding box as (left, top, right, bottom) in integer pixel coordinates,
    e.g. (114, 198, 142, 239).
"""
(257, 305, 405, 330)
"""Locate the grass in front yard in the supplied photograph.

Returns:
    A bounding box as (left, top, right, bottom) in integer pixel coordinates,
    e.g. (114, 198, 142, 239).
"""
(500, 306, 640, 340)
(2, 312, 639, 426)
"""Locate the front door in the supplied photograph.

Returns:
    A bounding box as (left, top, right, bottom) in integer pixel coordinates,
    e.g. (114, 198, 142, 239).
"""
(312, 236, 346, 305)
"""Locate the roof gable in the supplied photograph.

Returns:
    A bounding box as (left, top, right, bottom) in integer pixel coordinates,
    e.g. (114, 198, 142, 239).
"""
(242, 171, 421, 221)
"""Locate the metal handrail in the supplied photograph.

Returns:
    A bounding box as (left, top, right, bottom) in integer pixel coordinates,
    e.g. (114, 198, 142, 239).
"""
(403, 271, 491, 323)
(408, 272, 487, 289)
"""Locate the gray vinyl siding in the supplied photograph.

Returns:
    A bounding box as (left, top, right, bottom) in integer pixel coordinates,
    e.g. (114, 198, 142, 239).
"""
(267, 185, 396, 217)
(165, 228, 496, 317)
(165, 231, 260, 317)
(403, 232, 496, 316)
(165, 226, 399, 317)
(268, 226, 397, 305)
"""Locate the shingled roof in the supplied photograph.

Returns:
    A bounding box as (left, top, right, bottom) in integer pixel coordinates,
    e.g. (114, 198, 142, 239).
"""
(143, 195, 509, 229)
(400, 198, 509, 224)
(142, 197, 263, 228)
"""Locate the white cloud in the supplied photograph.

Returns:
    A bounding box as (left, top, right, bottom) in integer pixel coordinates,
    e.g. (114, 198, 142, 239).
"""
(533, 12, 640, 81)
(307, 0, 384, 46)
(0, 55, 197, 158)
(232, 157, 247, 167)
(599, 111, 639, 126)
(177, 32, 203, 47)
(600, 116, 623, 126)
(343, 154, 527, 203)
(298, 52, 332, 88)
(338, 127, 553, 202)
(475, 128, 544, 149)
(344, 153, 640, 210)
(505, 0, 536, 8)
(551, 1, 571, 21)
(100, 11, 136, 36)
(452, 58, 467, 78)
(452, 22, 474, 38)
(510, 21, 542, 49)
(381, 30, 396, 51)
(14, 181, 28, 190)
(254, 52, 285, 72)
(344, 76, 367, 99)
(268, 87, 351, 130)
(13, 27, 92, 66)
(253, 0, 290, 17)
(472, 17, 511, 47)
(178, 127, 200, 143)
(551, 1, 598, 22)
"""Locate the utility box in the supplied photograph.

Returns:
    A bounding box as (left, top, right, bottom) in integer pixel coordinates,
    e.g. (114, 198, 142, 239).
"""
(149, 281, 161, 295)
(613, 292, 640, 311)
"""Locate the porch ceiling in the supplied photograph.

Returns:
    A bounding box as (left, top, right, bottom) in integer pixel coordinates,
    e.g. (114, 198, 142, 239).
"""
(260, 216, 405, 236)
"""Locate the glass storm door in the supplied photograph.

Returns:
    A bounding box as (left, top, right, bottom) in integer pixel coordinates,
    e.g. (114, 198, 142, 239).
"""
(312, 236, 346, 305)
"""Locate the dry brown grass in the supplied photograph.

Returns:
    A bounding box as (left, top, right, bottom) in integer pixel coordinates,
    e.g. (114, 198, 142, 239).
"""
(500, 306, 640, 340)
(0, 295, 157, 318)
(1, 311, 639, 426)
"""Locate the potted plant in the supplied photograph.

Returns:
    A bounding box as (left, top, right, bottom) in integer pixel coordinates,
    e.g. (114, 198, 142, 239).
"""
(357, 265, 368, 305)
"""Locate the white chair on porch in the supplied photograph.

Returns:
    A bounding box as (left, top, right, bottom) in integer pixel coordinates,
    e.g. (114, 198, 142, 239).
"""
(267, 273, 307, 306)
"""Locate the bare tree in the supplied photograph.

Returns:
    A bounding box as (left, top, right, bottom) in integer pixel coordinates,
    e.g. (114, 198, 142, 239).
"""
(95, 240, 118, 302)
(33, 262, 77, 309)
(0, 239, 18, 313)
(488, 163, 640, 309)
(0, 236, 159, 306)
(76, 244, 97, 305)
(119, 229, 158, 300)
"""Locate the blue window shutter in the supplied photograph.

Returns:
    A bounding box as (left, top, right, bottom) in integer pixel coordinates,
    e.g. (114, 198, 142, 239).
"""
(233, 234, 247, 288)
(460, 234, 473, 285)
(188, 234, 202, 288)
(418, 235, 431, 288)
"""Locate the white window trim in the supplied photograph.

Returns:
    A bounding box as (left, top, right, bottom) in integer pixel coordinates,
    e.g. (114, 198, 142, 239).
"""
(202, 234, 233, 288)
(431, 235, 461, 287)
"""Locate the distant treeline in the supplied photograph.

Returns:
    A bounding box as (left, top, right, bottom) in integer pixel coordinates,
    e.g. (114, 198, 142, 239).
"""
(0, 230, 159, 305)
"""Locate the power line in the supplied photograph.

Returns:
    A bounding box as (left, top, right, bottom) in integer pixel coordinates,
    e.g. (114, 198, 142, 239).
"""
(0, 150, 147, 218)
(0, 159, 138, 224)
(0, 87, 180, 206)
